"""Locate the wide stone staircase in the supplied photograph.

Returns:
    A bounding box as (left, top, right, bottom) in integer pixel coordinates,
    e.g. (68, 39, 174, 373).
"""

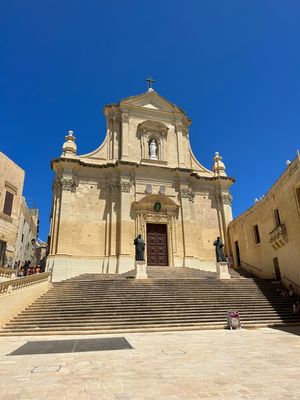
(1, 267, 300, 335)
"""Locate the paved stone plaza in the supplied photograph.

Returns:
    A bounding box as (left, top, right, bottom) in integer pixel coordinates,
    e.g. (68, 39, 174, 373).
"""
(0, 327, 300, 400)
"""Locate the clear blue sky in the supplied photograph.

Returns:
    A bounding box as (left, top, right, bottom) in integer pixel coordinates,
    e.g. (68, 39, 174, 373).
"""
(1, 1, 300, 241)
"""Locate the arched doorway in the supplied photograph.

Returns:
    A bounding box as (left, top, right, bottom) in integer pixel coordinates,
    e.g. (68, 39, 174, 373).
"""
(131, 194, 179, 266)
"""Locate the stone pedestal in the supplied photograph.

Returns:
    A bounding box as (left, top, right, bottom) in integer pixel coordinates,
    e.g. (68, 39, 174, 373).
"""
(216, 262, 230, 279)
(135, 261, 148, 279)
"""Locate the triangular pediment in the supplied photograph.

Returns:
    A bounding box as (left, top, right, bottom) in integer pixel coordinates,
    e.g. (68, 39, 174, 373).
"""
(119, 90, 186, 115)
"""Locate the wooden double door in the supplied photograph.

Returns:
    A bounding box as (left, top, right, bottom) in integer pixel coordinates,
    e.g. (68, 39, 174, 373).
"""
(146, 223, 168, 266)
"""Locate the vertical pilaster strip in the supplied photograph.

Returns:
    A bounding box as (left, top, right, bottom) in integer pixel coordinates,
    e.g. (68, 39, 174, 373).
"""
(121, 113, 129, 159)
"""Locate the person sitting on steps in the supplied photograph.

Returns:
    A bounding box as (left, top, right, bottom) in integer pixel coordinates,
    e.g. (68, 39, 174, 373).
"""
(292, 299, 300, 315)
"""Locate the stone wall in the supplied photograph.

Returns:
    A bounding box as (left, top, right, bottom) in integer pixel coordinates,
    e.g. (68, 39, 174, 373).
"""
(0, 152, 25, 266)
(228, 155, 300, 291)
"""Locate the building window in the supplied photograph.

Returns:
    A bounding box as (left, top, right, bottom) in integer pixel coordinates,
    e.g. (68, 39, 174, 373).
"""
(274, 209, 281, 227)
(253, 224, 261, 244)
(0, 240, 6, 266)
(3, 191, 14, 216)
(296, 188, 300, 209)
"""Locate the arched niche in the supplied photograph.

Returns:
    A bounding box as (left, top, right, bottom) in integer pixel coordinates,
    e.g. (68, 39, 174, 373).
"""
(137, 120, 168, 162)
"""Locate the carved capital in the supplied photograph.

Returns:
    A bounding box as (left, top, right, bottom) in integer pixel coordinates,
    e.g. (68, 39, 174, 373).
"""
(222, 193, 233, 205)
(175, 122, 183, 133)
(181, 187, 195, 202)
(182, 125, 189, 137)
(121, 113, 129, 123)
(120, 181, 132, 192)
(61, 177, 78, 193)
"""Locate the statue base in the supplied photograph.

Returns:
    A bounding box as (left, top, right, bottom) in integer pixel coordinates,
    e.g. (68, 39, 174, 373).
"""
(216, 262, 230, 280)
(135, 261, 148, 279)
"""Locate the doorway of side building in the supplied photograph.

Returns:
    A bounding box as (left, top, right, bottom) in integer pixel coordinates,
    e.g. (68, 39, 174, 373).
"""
(234, 240, 241, 267)
(273, 257, 281, 281)
(146, 223, 168, 266)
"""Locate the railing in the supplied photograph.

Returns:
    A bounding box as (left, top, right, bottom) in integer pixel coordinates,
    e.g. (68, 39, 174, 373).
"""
(0, 272, 51, 296)
(269, 224, 287, 242)
(240, 260, 263, 273)
(282, 275, 300, 290)
(0, 266, 16, 279)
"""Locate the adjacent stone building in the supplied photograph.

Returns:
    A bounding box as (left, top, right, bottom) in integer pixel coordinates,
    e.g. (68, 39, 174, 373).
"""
(47, 89, 234, 281)
(0, 152, 25, 267)
(14, 200, 39, 266)
(228, 154, 300, 291)
(0, 152, 39, 268)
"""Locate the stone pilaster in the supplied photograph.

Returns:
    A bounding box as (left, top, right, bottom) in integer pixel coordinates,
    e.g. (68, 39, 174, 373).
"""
(121, 113, 129, 159)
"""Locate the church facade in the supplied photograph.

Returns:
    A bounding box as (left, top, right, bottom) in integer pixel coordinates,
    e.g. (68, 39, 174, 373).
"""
(47, 89, 234, 281)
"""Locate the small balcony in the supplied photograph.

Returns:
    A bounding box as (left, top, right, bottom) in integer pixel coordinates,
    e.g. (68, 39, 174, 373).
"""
(269, 224, 288, 249)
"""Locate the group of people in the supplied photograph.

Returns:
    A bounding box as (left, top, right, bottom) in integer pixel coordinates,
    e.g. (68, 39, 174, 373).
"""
(278, 284, 300, 315)
(15, 260, 43, 277)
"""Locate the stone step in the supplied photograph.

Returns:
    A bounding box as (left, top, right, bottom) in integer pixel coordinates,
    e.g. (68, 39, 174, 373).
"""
(3, 318, 300, 334)
(12, 307, 294, 321)
(3, 269, 297, 335)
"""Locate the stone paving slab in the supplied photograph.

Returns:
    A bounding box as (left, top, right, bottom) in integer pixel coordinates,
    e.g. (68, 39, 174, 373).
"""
(9, 337, 133, 356)
(0, 327, 300, 399)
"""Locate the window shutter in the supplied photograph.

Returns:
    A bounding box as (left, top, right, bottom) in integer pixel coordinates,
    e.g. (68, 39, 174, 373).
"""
(3, 191, 14, 216)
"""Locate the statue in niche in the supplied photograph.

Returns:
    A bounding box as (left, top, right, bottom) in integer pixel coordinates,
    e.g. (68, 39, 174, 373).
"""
(149, 139, 158, 160)
(134, 234, 145, 261)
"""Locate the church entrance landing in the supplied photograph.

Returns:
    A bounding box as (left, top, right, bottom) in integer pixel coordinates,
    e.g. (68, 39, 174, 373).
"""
(146, 224, 168, 266)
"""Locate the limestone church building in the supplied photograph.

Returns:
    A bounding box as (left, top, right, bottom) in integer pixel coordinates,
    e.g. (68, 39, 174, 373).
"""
(47, 89, 234, 281)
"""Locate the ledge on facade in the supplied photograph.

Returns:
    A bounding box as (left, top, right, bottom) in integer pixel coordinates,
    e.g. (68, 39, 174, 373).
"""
(141, 158, 168, 166)
(190, 172, 235, 183)
(269, 224, 288, 249)
(51, 157, 118, 170)
(0, 212, 13, 223)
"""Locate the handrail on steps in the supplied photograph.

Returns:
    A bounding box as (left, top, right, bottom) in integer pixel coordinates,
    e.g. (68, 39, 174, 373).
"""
(0, 266, 16, 278)
(240, 260, 263, 273)
(0, 272, 51, 296)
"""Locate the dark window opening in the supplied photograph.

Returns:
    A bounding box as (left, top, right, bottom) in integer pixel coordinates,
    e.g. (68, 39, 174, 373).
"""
(274, 209, 281, 227)
(3, 191, 14, 216)
(253, 224, 261, 244)
(296, 188, 300, 209)
(234, 241, 241, 267)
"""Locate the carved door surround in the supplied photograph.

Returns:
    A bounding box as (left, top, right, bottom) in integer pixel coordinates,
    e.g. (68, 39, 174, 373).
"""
(137, 120, 168, 162)
(132, 194, 179, 266)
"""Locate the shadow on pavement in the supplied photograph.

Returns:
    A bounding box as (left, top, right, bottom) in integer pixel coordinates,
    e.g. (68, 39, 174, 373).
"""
(270, 325, 300, 336)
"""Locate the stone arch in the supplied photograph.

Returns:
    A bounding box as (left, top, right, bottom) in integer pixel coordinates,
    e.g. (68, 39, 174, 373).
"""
(137, 120, 168, 162)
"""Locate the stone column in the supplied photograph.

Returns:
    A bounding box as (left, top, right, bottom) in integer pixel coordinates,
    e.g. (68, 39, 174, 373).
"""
(49, 177, 62, 255)
(103, 181, 112, 272)
(108, 181, 119, 272)
(176, 123, 186, 168)
(179, 185, 195, 267)
(112, 115, 120, 161)
(56, 175, 77, 255)
(121, 113, 129, 159)
(118, 179, 134, 273)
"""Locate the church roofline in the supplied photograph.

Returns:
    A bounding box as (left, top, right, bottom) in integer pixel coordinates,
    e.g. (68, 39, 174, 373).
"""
(103, 90, 188, 117)
(51, 157, 234, 183)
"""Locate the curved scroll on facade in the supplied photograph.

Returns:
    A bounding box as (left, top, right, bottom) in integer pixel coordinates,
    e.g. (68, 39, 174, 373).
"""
(48, 89, 234, 281)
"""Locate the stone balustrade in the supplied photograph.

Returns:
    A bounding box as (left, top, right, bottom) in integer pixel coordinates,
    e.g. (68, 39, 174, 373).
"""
(0, 266, 16, 279)
(0, 272, 51, 296)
